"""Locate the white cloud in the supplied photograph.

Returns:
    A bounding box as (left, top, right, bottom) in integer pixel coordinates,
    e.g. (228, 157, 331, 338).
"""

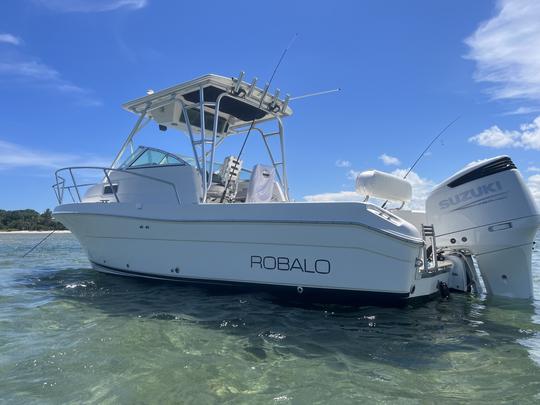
(379, 153, 401, 166)
(0, 139, 110, 170)
(390, 169, 435, 210)
(347, 169, 361, 180)
(34, 0, 147, 12)
(520, 119, 540, 150)
(465, 0, 540, 101)
(469, 116, 540, 150)
(303, 170, 434, 211)
(335, 159, 351, 168)
(504, 106, 540, 116)
(0, 33, 21, 46)
(527, 174, 540, 208)
(527, 166, 540, 173)
(303, 191, 364, 203)
(469, 126, 519, 148)
(0, 60, 59, 81)
(0, 59, 101, 106)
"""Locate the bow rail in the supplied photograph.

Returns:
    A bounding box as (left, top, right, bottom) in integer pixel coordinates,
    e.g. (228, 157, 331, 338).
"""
(53, 166, 181, 205)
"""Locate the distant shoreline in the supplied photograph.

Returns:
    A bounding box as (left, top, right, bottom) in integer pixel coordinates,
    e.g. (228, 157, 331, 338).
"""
(1, 209, 67, 232)
(0, 230, 71, 234)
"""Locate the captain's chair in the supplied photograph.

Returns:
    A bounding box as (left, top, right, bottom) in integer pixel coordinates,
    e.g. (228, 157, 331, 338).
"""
(206, 156, 243, 202)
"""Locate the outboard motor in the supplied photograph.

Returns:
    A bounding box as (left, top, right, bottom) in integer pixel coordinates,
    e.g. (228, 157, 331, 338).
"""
(426, 156, 540, 299)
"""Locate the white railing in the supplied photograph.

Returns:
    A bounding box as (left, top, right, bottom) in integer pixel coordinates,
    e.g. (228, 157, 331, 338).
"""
(53, 166, 181, 205)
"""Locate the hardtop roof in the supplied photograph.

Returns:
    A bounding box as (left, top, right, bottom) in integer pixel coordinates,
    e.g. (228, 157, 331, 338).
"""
(122, 74, 293, 131)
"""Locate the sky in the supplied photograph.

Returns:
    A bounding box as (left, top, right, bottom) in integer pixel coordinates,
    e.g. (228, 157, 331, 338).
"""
(0, 0, 539, 211)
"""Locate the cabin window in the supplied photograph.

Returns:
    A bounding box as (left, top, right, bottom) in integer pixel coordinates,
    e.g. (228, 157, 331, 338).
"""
(103, 184, 119, 194)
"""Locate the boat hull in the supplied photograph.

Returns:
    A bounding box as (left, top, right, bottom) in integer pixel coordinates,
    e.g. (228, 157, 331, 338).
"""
(54, 202, 427, 304)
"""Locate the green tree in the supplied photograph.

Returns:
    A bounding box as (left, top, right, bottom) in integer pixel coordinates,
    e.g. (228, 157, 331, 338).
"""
(0, 209, 66, 231)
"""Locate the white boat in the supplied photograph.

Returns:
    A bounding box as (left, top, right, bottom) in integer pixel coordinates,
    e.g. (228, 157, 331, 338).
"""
(52, 73, 540, 305)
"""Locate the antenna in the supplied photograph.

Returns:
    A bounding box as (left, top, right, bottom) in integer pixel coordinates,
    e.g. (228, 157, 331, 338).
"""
(290, 88, 341, 101)
(219, 33, 299, 203)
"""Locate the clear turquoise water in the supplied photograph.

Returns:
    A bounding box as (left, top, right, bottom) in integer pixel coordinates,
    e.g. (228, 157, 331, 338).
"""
(1, 233, 540, 404)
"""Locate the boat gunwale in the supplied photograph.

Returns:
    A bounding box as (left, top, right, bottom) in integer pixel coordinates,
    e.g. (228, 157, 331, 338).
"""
(53, 208, 425, 246)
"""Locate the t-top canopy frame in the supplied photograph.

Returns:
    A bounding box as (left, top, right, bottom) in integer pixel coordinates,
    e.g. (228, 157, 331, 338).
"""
(122, 74, 293, 130)
(112, 73, 292, 202)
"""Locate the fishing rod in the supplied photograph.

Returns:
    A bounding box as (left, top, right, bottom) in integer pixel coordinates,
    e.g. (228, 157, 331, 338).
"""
(219, 33, 299, 203)
(403, 115, 461, 180)
(381, 115, 461, 209)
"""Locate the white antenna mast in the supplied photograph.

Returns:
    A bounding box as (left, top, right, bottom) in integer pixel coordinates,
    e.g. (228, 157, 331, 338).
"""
(290, 88, 341, 101)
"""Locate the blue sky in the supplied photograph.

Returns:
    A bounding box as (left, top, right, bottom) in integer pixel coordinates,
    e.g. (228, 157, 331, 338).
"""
(0, 0, 539, 211)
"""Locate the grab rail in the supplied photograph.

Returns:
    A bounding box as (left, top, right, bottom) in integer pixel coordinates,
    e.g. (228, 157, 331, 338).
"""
(53, 166, 181, 205)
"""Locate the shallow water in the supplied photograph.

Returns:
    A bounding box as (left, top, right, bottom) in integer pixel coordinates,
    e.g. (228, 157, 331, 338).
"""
(1, 233, 540, 404)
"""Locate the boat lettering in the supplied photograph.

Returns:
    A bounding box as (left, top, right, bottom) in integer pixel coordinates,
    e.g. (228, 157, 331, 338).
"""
(439, 181, 503, 209)
(250, 256, 331, 274)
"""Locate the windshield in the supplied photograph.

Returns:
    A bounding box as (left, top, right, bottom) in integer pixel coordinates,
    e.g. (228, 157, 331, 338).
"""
(119, 146, 188, 169)
(117, 146, 251, 181)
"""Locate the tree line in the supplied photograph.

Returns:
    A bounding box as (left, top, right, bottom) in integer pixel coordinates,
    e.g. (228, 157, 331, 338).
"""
(0, 209, 67, 231)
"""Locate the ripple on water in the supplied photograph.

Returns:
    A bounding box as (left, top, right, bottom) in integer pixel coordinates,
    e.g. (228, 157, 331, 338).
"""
(1, 233, 540, 403)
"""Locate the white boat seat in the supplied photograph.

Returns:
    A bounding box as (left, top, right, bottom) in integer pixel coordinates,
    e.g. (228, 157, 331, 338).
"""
(355, 170, 412, 202)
